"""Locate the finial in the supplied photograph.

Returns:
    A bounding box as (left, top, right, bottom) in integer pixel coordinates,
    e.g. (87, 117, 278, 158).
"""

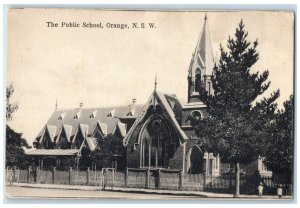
(55, 99, 58, 111)
(79, 101, 83, 108)
(153, 74, 158, 111)
(132, 98, 136, 106)
(204, 13, 207, 21)
(154, 73, 157, 91)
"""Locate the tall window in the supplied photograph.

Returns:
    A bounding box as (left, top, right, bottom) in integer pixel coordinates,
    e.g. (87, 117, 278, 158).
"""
(188, 146, 204, 174)
(195, 68, 201, 92)
(141, 117, 170, 168)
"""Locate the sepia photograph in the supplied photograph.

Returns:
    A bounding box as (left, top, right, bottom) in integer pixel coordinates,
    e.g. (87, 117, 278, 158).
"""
(4, 8, 294, 201)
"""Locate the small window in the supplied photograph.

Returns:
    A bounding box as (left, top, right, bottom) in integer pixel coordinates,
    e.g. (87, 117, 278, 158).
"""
(127, 108, 135, 116)
(107, 109, 115, 117)
(90, 110, 97, 118)
(74, 111, 81, 119)
(58, 112, 66, 120)
(191, 110, 202, 121)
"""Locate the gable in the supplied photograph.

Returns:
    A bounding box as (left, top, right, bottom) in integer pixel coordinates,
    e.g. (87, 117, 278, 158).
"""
(123, 91, 188, 147)
(114, 122, 127, 138)
(35, 105, 144, 145)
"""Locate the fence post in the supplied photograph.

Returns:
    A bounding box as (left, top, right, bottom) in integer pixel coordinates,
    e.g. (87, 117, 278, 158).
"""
(52, 167, 56, 184)
(125, 167, 128, 188)
(179, 169, 183, 191)
(28, 166, 32, 183)
(146, 168, 150, 189)
(12, 166, 16, 183)
(157, 169, 161, 190)
(16, 167, 20, 183)
(36, 167, 40, 183)
(102, 169, 107, 191)
(69, 167, 72, 185)
(112, 168, 115, 190)
(234, 163, 240, 197)
(86, 167, 90, 186)
(203, 169, 207, 190)
(5, 167, 7, 185)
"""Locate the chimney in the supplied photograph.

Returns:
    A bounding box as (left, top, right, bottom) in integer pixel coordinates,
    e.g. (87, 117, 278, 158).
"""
(132, 98, 136, 106)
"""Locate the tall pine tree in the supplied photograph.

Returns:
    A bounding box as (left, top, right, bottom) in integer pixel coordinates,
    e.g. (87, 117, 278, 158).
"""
(193, 20, 280, 196)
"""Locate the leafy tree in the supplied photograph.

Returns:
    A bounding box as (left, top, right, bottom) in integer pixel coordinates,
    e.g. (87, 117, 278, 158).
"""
(90, 134, 126, 170)
(193, 20, 280, 196)
(6, 83, 33, 168)
(264, 95, 294, 177)
(6, 83, 18, 121)
(6, 125, 32, 169)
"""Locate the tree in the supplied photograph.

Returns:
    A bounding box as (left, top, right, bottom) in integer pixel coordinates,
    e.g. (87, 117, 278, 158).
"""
(264, 95, 294, 178)
(193, 20, 280, 196)
(6, 83, 18, 121)
(90, 134, 126, 170)
(6, 125, 32, 169)
(6, 83, 32, 168)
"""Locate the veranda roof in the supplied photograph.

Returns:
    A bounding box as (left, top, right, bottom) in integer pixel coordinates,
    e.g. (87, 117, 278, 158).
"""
(26, 149, 79, 156)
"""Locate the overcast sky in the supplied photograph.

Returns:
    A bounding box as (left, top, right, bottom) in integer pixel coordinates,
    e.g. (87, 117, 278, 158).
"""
(7, 9, 294, 144)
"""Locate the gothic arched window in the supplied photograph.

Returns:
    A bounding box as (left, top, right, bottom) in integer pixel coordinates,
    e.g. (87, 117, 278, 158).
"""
(140, 117, 171, 168)
(195, 68, 201, 92)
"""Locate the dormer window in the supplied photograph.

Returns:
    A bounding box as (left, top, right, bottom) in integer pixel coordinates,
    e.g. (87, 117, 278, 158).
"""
(74, 111, 81, 119)
(90, 110, 97, 118)
(127, 108, 135, 116)
(99, 122, 108, 136)
(58, 112, 66, 120)
(107, 109, 115, 117)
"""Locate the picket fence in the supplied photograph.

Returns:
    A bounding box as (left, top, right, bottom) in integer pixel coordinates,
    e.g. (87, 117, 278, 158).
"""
(5, 167, 292, 195)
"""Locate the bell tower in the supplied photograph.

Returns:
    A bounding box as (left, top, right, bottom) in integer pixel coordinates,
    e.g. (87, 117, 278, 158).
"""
(187, 14, 215, 103)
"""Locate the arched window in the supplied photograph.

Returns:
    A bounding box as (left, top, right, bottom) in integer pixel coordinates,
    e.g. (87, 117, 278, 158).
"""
(195, 68, 201, 92)
(191, 110, 202, 121)
(187, 146, 204, 174)
(140, 117, 171, 168)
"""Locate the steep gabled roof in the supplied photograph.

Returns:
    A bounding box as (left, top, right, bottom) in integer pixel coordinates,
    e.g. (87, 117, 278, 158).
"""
(45, 125, 57, 142)
(156, 91, 188, 143)
(35, 105, 143, 144)
(123, 91, 188, 146)
(79, 124, 89, 138)
(85, 137, 98, 151)
(96, 121, 108, 136)
(114, 122, 127, 138)
(62, 124, 73, 142)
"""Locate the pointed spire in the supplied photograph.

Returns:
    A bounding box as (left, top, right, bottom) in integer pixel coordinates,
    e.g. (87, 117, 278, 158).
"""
(154, 73, 157, 92)
(153, 74, 157, 111)
(187, 13, 215, 103)
(188, 13, 214, 77)
(55, 99, 58, 111)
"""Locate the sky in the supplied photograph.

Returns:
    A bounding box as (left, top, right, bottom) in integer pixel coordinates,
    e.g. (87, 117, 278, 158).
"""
(6, 9, 294, 145)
